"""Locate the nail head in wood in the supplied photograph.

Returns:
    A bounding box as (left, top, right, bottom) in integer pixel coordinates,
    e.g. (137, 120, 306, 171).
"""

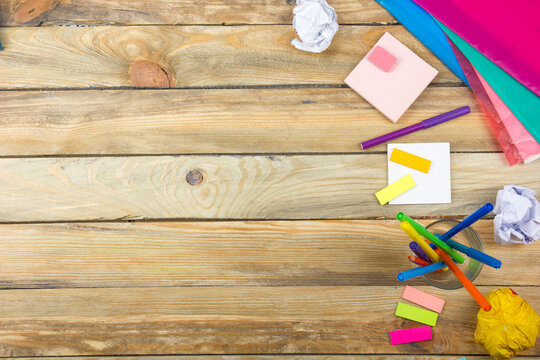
(186, 169, 206, 186)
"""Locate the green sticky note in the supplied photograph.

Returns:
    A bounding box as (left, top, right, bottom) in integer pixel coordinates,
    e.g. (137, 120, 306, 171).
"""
(436, 20, 540, 143)
(395, 302, 438, 326)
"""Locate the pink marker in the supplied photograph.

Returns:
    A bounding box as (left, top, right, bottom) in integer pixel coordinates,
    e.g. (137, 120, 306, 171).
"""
(402, 285, 445, 313)
(389, 326, 432, 345)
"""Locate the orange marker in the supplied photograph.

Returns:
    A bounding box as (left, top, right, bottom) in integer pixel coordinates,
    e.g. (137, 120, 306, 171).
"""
(435, 248, 491, 312)
(408, 256, 442, 273)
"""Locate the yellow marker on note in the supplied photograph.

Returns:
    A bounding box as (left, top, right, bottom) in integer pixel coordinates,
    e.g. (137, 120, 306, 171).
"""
(390, 148, 431, 174)
(375, 174, 416, 205)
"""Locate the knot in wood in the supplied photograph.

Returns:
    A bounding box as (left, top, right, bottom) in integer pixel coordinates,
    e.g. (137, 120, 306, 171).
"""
(128, 59, 173, 88)
(186, 169, 205, 186)
(12, 0, 58, 24)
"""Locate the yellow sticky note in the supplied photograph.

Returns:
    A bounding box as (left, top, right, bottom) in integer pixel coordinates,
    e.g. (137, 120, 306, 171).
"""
(390, 148, 432, 174)
(375, 174, 416, 205)
(395, 302, 438, 326)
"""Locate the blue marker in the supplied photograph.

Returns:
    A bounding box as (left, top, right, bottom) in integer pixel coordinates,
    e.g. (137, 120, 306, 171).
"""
(439, 203, 494, 241)
(436, 233, 501, 269)
(397, 261, 447, 281)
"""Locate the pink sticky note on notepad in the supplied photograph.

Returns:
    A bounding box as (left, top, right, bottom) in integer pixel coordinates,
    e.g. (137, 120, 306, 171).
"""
(402, 285, 445, 313)
(345, 32, 438, 123)
(368, 46, 397, 72)
(390, 326, 432, 345)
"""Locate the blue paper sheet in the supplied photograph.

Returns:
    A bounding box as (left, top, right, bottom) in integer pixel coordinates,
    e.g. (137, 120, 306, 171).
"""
(375, 0, 468, 85)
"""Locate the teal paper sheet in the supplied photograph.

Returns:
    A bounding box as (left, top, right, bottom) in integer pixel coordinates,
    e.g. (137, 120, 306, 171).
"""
(437, 21, 540, 143)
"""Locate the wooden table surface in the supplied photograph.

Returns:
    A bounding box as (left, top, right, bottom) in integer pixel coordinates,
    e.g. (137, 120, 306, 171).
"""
(0, 0, 539, 359)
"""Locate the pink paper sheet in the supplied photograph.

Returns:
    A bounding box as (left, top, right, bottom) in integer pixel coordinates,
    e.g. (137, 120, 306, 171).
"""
(402, 285, 445, 313)
(447, 35, 521, 165)
(475, 70, 540, 164)
(389, 326, 432, 345)
(412, 0, 540, 97)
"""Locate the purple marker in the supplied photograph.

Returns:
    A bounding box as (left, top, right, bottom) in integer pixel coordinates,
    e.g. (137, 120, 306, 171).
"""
(360, 106, 471, 150)
(409, 241, 431, 263)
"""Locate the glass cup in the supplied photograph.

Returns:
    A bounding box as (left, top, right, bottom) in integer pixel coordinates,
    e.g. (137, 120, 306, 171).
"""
(411, 219, 483, 290)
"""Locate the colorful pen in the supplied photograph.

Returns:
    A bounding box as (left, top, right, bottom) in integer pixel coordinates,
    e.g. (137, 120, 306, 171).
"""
(443, 237, 501, 269)
(361, 106, 471, 150)
(402, 222, 441, 264)
(439, 203, 493, 241)
(397, 212, 465, 264)
(397, 261, 448, 281)
(435, 248, 491, 312)
(408, 255, 430, 266)
(408, 256, 442, 273)
(409, 241, 431, 263)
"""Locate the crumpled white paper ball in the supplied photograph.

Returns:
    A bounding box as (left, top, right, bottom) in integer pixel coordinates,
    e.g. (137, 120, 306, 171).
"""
(493, 185, 540, 245)
(291, 0, 339, 53)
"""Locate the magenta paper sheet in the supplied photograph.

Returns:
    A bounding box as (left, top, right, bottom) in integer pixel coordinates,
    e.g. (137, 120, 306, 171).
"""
(412, 0, 540, 97)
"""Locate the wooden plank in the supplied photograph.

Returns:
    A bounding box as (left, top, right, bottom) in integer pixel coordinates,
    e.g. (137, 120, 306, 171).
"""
(0, 154, 538, 222)
(0, 286, 538, 356)
(0, 25, 461, 89)
(0, 0, 395, 26)
(0, 87, 492, 155)
(6, 357, 536, 360)
(0, 220, 536, 289)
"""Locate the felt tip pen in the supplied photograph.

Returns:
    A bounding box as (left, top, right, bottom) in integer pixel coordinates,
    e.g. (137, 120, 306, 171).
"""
(409, 241, 431, 263)
(435, 248, 491, 312)
(408, 255, 431, 266)
(439, 203, 494, 241)
(361, 106, 470, 150)
(435, 234, 502, 270)
(397, 212, 465, 264)
(402, 222, 442, 264)
(397, 261, 448, 281)
(408, 256, 442, 273)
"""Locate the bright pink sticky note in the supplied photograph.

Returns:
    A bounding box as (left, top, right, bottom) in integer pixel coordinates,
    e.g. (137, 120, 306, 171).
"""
(402, 285, 445, 313)
(368, 46, 397, 72)
(390, 326, 432, 345)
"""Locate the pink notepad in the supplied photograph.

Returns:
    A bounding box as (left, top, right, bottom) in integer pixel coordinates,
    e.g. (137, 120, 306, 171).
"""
(402, 285, 445, 313)
(389, 326, 432, 345)
(345, 32, 438, 123)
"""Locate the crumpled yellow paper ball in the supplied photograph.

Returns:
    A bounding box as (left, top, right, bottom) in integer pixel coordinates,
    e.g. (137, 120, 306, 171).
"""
(475, 288, 540, 360)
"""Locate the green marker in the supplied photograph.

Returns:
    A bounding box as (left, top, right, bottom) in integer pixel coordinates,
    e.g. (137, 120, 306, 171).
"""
(397, 212, 465, 264)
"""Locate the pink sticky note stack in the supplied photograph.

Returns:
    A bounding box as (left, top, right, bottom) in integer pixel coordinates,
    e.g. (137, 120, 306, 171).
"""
(402, 285, 445, 313)
(345, 32, 438, 123)
(389, 286, 445, 346)
(390, 326, 432, 345)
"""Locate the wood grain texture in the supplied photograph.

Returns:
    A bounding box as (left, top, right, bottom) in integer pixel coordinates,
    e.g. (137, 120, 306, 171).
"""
(0, 87, 493, 155)
(0, 0, 395, 26)
(0, 286, 538, 356)
(8, 357, 537, 360)
(0, 154, 538, 222)
(0, 220, 537, 289)
(0, 25, 461, 89)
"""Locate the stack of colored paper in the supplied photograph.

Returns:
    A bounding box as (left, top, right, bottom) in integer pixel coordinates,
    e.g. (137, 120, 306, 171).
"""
(375, 0, 540, 165)
(389, 286, 445, 345)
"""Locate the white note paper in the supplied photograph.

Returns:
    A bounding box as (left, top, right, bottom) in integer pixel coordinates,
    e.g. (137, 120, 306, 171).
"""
(388, 143, 451, 204)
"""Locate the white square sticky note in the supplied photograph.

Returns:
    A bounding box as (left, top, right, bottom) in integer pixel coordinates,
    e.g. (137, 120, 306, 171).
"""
(388, 143, 451, 204)
(345, 32, 438, 123)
